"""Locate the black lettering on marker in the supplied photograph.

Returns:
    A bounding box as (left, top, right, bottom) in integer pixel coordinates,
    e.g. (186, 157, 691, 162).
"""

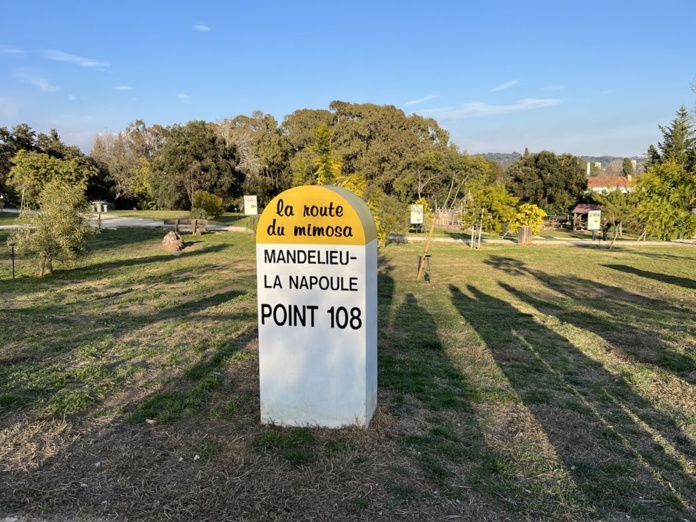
(260, 303, 319, 327)
(288, 275, 358, 292)
(263, 249, 351, 265)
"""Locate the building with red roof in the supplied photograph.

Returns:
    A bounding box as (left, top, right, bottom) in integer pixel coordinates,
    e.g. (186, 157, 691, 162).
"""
(587, 176, 632, 193)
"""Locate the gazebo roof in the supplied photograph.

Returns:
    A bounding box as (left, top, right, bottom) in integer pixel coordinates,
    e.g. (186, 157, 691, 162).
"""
(572, 203, 601, 214)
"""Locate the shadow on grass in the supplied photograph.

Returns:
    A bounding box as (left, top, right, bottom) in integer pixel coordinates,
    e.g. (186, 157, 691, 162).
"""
(0, 240, 232, 298)
(443, 231, 471, 242)
(378, 259, 488, 503)
(485, 256, 696, 383)
(0, 317, 262, 519)
(126, 323, 259, 425)
(0, 227, 204, 283)
(449, 283, 696, 520)
(0, 244, 262, 516)
(74, 243, 231, 278)
(603, 263, 696, 290)
(0, 286, 252, 414)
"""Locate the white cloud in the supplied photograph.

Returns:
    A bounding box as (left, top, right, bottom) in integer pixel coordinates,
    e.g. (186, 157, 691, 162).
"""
(543, 84, 564, 91)
(68, 94, 77, 101)
(405, 94, 438, 107)
(0, 47, 24, 54)
(193, 24, 211, 32)
(14, 70, 59, 93)
(178, 92, 191, 103)
(43, 49, 109, 68)
(421, 98, 561, 120)
(115, 85, 134, 91)
(492, 80, 519, 92)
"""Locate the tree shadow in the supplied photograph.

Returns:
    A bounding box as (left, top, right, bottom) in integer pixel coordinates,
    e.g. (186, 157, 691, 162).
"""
(449, 283, 695, 519)
(66, 243, 231, 278)
(0, 317, 261, 520)
(0, 243, 233, 302)
(484, 256, 696, 382)
(0, 285, 252, 413)
(377, 270, 490, 503)
(89, 227, 172, 250)
(603, 263, 696, 290)
(569, 243, 696, 260)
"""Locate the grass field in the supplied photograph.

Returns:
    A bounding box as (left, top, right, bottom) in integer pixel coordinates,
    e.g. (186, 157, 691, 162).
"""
(0, 211, 19, 226)
(0, 227, 694, 521)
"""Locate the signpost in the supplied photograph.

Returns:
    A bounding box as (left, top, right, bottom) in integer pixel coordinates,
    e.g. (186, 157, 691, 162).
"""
(9, 242, 16, 279)
(244, 195, 258, 215)
(256, 185, 378, 428)
(587, 210, 601, 231)
(410, 203, 424, 234)
(410, 204, 424, 225)
(587, 210, 602, 240)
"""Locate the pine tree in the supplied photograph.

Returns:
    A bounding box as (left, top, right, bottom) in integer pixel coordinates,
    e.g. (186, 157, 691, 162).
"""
(648, 106, 696, 170)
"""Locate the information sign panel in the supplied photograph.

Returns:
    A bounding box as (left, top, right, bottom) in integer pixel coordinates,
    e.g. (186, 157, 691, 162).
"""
(244, 195, 258, 215)
(410, 204, 424, 225)
(587, 210, 601, 231)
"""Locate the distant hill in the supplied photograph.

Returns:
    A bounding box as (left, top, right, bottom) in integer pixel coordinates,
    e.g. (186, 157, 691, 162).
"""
(476, 152, 646, 172)
(476, 152, 521, 168)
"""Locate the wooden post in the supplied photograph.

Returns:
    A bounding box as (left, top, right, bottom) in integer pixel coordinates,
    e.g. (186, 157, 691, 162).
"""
(518, 226, 532, 245)
(417, 221, 435, 281)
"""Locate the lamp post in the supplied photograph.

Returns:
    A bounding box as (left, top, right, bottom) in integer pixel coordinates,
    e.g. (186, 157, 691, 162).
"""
(9, 242, 16, 279)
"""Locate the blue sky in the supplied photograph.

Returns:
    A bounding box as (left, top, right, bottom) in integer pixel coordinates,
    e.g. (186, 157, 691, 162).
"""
(1, 1, 694, 157)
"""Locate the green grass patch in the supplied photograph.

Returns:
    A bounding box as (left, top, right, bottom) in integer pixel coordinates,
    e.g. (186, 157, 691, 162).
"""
(128, 392, 204, 424)
(199, 441, 221, 461)
(253, 427, 318, 466)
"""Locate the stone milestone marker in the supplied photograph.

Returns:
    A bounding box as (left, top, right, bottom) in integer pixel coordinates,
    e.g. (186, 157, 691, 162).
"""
(256, 185, 378, 428)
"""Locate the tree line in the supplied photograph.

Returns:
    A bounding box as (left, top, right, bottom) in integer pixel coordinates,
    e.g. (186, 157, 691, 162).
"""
(2, 100, 695, 259)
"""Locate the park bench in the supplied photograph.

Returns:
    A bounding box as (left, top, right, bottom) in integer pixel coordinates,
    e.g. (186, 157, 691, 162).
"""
(163, 218, 208, 235)
(545, 215, 569, 228)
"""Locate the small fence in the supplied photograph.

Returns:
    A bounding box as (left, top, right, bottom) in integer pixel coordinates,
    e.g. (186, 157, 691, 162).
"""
(433, 208, 463, 229)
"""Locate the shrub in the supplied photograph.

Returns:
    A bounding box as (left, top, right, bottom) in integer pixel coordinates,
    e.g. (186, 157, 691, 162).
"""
(10, 180, 93, 276)
(190, 207, 208, 220)
(510, 203, 547, 235)
(192, 190, 225, 218)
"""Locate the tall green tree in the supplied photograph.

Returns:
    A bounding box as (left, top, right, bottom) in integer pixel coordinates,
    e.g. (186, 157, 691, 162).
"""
(8, 150, 97, 209)
(329, 101, 449, 195)
(506, 151, 586, 214)
(622, 158, 634, 177)
(646, 106, 696, 170)
(281, 109, 334, 153)
(149, 121, 241, 209)
(91, 131, 141, 203)
(633, 106, 696, 240)
(90, 120, 165, 207)
(0, 124, 39, 205)
(632, 160, 696, 240)
(220, 112, 290, 204)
